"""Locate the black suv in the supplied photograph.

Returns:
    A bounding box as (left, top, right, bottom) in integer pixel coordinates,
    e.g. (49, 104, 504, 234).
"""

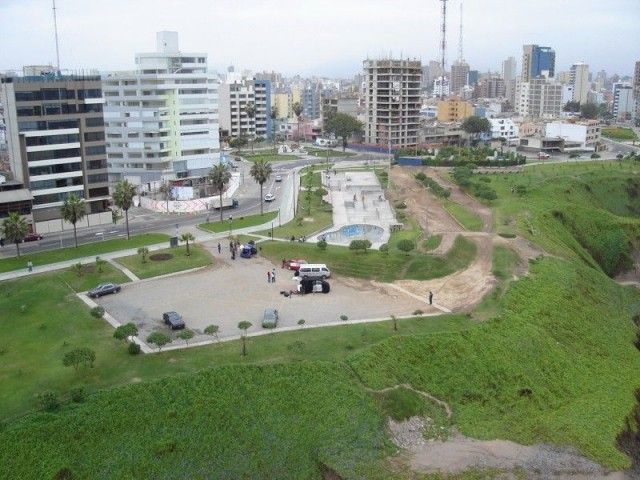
(163, 311, 185, 330)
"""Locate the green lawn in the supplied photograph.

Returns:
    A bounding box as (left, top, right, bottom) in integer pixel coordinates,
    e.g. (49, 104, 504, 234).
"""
(442, 199, 484, 231)
(423, 234, 443, 251)
(56, 261, 131, 292)
(115, 244, 212, 279)
(602, 127, 638, 141)
(259, 235, 476, 282)
(0, 233, 170, 273)
(199, 211, 278, 233)
(306, 148, 356, 157)
(241, 152, 301, 162)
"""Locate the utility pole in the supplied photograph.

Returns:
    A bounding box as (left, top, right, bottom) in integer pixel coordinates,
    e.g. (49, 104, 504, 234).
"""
(440, 0, 448, 99)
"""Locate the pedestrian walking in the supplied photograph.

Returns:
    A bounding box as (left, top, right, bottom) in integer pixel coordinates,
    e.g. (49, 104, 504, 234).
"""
(282, 258, 286, 268)
(217, 242, 221, 254)
(428, 291, 433, 305)
(267, 271, 271, 283)
(229, 240, 234, 252)
(27, 260, 33, 272)
(271, 269, 276, 283)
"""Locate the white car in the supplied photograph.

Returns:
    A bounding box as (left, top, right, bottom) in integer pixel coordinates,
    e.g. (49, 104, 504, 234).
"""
(275, 175, 282, 182)
(264, 193, 276, 202)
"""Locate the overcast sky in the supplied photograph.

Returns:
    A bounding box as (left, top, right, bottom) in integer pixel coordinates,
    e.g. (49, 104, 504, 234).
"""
(1, 0, 638, 78)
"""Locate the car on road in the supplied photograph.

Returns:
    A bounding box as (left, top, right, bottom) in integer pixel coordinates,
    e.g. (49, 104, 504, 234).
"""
(275, 175, 282, 182)
(284, 259, 307, 271)
(262, 308, 279, 328)
(23, 233, 44, 242)
(163, 311, 185, 330)
(264, 193, 276, 202)
(88, 283, 121, 298)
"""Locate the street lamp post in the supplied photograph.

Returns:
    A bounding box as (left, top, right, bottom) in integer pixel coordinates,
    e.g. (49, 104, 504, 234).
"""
(271, 221, 274, 240)
(228, 215, 233, 238)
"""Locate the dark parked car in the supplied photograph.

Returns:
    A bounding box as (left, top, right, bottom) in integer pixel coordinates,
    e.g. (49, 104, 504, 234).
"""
(23, 233, 43, 242)
(163, 311, 185, 330)
(262, 308, 279, 328)
(88, 283, 121, 298)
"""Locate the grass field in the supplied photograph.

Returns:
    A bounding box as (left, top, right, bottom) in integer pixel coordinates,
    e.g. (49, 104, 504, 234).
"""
(199, 211, 278, 233)
(115, 244, 212, 279)
(241, 152, 301, 162)
(442, 199, 484, 231)
(424, 234, 443, 251)
(306, 148, 356, 157)
(601, 127, 638, 141)
(259, 235, 476, 282)
(0, 233, 170, 273)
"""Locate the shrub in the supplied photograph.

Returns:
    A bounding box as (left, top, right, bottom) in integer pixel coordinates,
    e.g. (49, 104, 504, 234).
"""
(314, 188, 327, 197)
(38, 391, 60, 412)
(317, 239, 327, 250)
(379, 243, 389, 254)
(146, 332, 172, 351)
(396, 239, 416, 254)
(569, 153, 580, 159)
(349, 239, 372, 253)
(62, 348, 96, 371)
(90, 306, 105, 318)
(70, 387, 85, 403)
(340, 315, 348, 321)
(128, 342, 141, 355)
(498, 232, 517, 239)
(591, 153, 601, 159)
(413, 309, 424, 315)
(113, 322, 138, 342)
(297, 319, 306, 326)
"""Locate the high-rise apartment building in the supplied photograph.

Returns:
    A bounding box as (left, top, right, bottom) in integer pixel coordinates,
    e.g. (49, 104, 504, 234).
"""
(633, 61, 640, 119)
(219, 76, 272, 140)
(102, 32, 220, 189)
(450, 60, 470, 95)
(432, 76, 450, 98)
(522, 45, 556, 82)
(570, 62, 590, 104)
(302, 85, 322, 120)
(502, 56, 517, 103)
(515, 77, 563, 118)
(612, 83, 634, 120)
(0, 70, 110, 224)
(363, 58, 421, 148)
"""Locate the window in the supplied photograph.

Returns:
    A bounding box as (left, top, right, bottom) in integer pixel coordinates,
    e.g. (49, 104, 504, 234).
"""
(27, 148, 80, 162)
(84, 132, 105, 142)
(88, 187, 109, 197)
(85, 145, 106, 156)
(87, 173, 108, 183)
(79, 103, 103, 113)
(25, 134, 79, 146)
(29, 162, 82, 176)
(15, 91, 43, 101)
(87, 159, 107, 170)
(85, 117, 104, 127)
(77, 89, 101, 99)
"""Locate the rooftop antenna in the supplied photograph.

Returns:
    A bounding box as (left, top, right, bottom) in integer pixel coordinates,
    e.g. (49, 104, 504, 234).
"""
(458, 0, 463, 62)
(52, 0, 61, 71)
(440, 0, 448, 98)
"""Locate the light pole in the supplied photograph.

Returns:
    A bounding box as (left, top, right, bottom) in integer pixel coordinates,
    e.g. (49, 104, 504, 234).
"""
(271, 221, 274, 240)
(228, 215, 233, 238)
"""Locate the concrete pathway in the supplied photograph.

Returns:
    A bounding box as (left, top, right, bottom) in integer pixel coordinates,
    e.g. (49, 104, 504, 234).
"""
(107, 258, 140, 281)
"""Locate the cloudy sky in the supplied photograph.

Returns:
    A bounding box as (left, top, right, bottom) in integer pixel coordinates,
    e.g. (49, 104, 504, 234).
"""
(1, 0, 638, 77)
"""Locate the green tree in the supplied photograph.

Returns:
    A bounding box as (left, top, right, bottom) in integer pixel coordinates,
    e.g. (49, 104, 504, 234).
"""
(461, 116, 491, 136)
(238, 321, 252, 356)
(147, 332, 171, 352)
(243, 102, 256, 153)
(204, 324, 219, 341)
(396, 239, 416, 254)
(60, 193, 86, 248)
(292, 102, 303, 141)
(249, 159, 273, 215)
(62, 347, 96, 371)
(72, 262, 84, 277)
(563, 101, 581, 113)
(317, 239, 327, 250)
(180, 233, 195, 256)
(324, 113, 363, 151)
(208, 163, 232, 222)
(580, 102, 598, 119)
(177, 329, 195, 346)
(112, 180, 137, 240)
(229, 136, 248, 149)
(349, 239, 372, 253)
(270, 106, 279, 153)
(137, 247, 149, 263)
(2, 211, 29, 257)
(113, 322, 138, 342)
(95, 256, 106, 273)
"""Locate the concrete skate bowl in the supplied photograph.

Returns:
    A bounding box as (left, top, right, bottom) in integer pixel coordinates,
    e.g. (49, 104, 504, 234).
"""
(323, 224, 384, 245)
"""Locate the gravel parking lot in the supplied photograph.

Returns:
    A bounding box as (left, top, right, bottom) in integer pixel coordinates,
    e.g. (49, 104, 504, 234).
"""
(97, 247, 434, 343)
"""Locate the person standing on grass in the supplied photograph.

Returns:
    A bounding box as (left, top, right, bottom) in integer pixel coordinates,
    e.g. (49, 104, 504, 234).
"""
(27, 260, 33, 272)
(428, 291, 433, 305)
(272, 268, 276, 283)
(267, 271, 271, 283)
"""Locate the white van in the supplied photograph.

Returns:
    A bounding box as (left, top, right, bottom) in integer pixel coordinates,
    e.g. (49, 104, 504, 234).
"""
(297, 264, 331, 279)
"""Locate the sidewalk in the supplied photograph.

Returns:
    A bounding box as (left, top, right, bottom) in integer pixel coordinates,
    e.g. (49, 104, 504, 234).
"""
(0, 171, 300, 283)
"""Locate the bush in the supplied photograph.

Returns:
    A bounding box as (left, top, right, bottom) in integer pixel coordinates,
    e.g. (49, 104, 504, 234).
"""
(340, 315, 348, 321)
(396, 239, 416, 254)
(349, 239, 372, 253)
(413, 309, 424, 315)
(569, 153, 580, 159)
(90, 306, 105, 318)
(498, 232, 517, 239)
(70, 387, 85, 403)
(314, 188, 327, 197)
(128, 342, 141, 355)
(591, 153, 601, 159)
(415, 174, 451, 198)
(473, 183, 498, 201)
(379, 243, 389, 254)
(38, 391, 60, 412)
(317, 239, 327, 251)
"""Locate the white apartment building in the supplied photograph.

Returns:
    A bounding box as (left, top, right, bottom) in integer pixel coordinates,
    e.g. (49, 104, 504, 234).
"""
(102, 32, 220, 190)
(432, 76, 450, 98)
(515, 78, 563, 119)
(488, 118, 519, 141)
(218, 74, 272, 140)
(612, 83, 634, 121)
(363, 58, 422, 148)
(570, 62, 590, 104)
(545, 121, 601, 150)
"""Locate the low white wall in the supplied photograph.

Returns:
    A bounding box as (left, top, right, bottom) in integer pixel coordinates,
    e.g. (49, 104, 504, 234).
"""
(35, 211, 113, 234)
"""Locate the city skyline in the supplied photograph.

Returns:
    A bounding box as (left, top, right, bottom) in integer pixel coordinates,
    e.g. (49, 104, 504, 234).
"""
(1, 0, 639, 78)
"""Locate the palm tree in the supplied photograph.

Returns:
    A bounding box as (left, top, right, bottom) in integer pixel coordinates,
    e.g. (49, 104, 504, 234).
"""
(60, 193, 86, 248)
(270, 106, 279, 154)
(180, 232, 195, 256)
(243, 102, 256, 153)
(208, 163, 232, 222)
(112, 180, 137, 239)
(238, 321, 252, 356)
(2, 211, 29, 257)
(249, 159, 272, 215)
(292, 102, 303, 142)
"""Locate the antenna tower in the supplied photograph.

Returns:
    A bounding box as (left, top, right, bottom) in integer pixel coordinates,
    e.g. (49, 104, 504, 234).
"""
(458, 0, 463, 61)
(52, 0, 61, 71)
